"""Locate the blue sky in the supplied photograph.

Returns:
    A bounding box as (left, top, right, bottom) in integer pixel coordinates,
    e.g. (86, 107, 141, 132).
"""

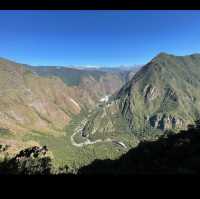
(0, 10, 200, 67)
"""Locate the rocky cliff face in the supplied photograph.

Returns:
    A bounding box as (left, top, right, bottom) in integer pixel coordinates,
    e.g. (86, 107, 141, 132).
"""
(149, 114, 184, 130)
(143, 84, 160, 103)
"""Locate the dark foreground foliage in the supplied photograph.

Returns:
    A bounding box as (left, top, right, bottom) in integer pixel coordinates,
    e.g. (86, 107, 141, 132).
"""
(0, 146, 52, 175)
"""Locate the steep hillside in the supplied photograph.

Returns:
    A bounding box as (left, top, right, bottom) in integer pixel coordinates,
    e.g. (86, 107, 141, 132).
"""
(0, 58, 81, 135)
(82, 53, 200, 140)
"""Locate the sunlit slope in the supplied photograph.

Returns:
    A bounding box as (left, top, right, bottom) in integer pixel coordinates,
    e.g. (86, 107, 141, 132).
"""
(0, 58, 81, 134)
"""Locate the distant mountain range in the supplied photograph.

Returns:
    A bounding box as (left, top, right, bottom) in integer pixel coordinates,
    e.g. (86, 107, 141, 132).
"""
(81, 65, 142, 72)
(40, 64, 142, 71)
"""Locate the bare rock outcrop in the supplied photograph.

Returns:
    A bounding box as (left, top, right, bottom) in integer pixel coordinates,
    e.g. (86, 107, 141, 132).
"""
(149, 114, 184, 130)
(143, 84, 159, 103)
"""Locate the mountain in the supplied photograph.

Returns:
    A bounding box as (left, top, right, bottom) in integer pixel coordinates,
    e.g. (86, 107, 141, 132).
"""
(0, 58, 81, 135)
(81, 53, 200, 140)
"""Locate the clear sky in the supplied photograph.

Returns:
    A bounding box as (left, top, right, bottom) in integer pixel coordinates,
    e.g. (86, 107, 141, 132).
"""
(0, 10, 200, 67)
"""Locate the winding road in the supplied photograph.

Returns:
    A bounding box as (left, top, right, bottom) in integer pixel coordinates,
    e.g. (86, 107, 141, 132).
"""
(70, 118, 127, 148)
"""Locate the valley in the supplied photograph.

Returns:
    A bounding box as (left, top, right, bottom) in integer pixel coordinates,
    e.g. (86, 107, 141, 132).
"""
(20, 109, 137, 170)
(1, 53, 200, 172)
(0, 58, 139, 170)
(1, 10, 200, 175)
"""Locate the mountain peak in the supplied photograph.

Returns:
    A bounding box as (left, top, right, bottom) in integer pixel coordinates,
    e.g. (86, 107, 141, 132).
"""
(152, 52, 173, 61)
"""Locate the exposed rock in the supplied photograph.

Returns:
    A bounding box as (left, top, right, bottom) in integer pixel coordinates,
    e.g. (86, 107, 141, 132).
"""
(149, 114, 163, 129)
(143, 84, 159, 103)
(164, 87, 178, 102)
(172, 117, 184, 129)
(149, 114, 184, 130)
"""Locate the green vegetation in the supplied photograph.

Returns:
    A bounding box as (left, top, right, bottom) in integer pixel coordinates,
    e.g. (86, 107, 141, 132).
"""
(19, 110, 137, 171)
